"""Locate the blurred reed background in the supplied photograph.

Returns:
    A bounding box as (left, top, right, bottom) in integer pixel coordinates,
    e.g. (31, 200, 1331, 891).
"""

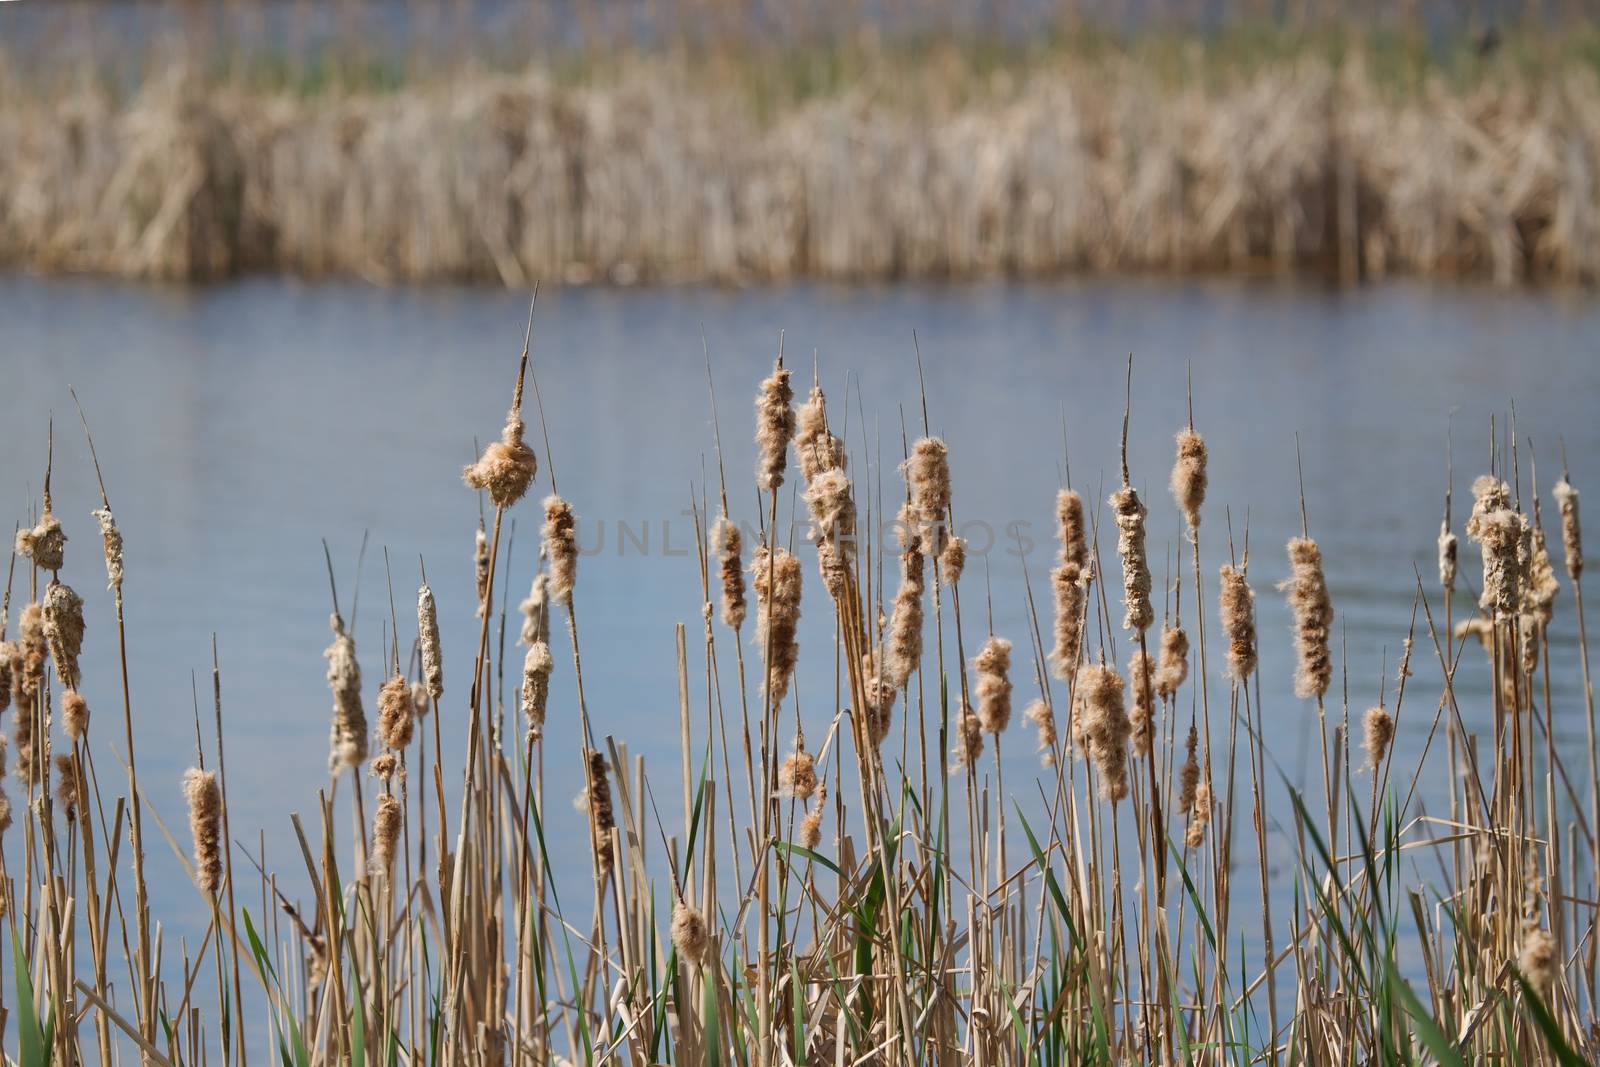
(3, 0, 1600, 286)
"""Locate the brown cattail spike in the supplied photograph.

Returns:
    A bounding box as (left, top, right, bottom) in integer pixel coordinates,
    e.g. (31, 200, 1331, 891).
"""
(794, 385, 846, 483)
(584, 749, 615, 874)
(521, 642, 553, 742)
(418, 583, 443, 699)
(1438, 520, 1458, 590)
(1128, 649, 1155, 757)
(1076, 664, 1130, 801)
(324, 613, 368, 772)
(1050, 489, 1090, 680)
(377, 673, 414, 750)
(373, 792, 402, 874)
(1363, 705, 1393, 768)
(1170, 427, 1208, 531)
(1219, 564, 1257, 679)
(950, 700, 984, 772)
(755, 359, 795, 491)
(712, 516, 746, 631)
(750, 545, 802, 703)
(16, 511, 66, 573)
(93, 507, 124, 591)
(973, 636, 1013, 734)
(1553, 479, 1581, 580)
(1155, 625, 1189, 699)
(463, 409, 538, 508)
(62, 689, 89, 740)
(543, 496, 579, 603)
(1023, 699, 1057, 766)
(672, 901, 710, 966)
(885, 512, 925, 688)
(779, 747, 817, 800)
(1110, 487, 1153, 633)
(41, 580, 85, 689)
(904, 437, 952, 557)
(183, 768, 223, 895)
(1283, 538, 1332, 699)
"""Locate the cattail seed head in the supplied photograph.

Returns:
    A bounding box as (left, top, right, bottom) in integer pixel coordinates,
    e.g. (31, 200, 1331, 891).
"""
(377, 674, 414, 750)
(794, 385, 846, 483)
(1466, 476, 1524, 618)
(1282, 538, 1333, 699)
(410, 680, 431, 720)
(779, 747, 817, 800)
(1519, 926, 1559, 994)
(1363, 705, 1393, 768)
(712, 517, 747, 631)
(0, 641, 12, 716)
(324, 613, 368, 772)
(463, 409, 538, 507)
(521, 641, 553, 742)
(1553, 480, 1581, 580)
(755, 359, 795, 491)
(1056, 489, 1088, 570)
(41, 580, 85, 689)
(16, 511, 66, 572)
(1178, 725, 1200, 815)
(12, 605, 45, 783)
(584, 749, 615, 874)
(1128, 649, 1155, 757)
(799, 801, 825, 850)
(373, 792, 402, 874)
(417, 583, 443, 699)
(1110, 487, 1153, 633)
(183, 767, 223, 895)
(1155, 625, 1189, 698)
(973, 636, 1013, 734)
(672, 900, 710, 966)
(1219, 564, 1257, 679)
(1050, 562, 1088, 680)
(1438, 521, 1458, 590)
(904, 437, 952, 556)
(950, 700, 985, 773)
(92, 507, 124, 591)
(473, 526, 490, 616)
(370, 752, 398, 782)
(751, 545, 802, 703)
(56, 755, 81, 822)
(1185, 778, 1212, 849)
(519, 572, 549, 645)
(542, 495, 578, 602)
(860, 652, 897, 747)
(939, 535, 966, 585)
(1170, 428, 1208, 531)
(61, 689, 88, 740)
(885, 518, 925, 688)
(1023, 699, 1056, 766)
(1075, 663, 1130, 801)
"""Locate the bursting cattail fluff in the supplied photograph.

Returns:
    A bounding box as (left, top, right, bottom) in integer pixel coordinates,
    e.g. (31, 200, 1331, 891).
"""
(1110, 487, 1153, 632)
(1520, 523, 1560, 672)
(183, 768, 223, 895)
(884, 515, 925, 687)
(12, 605, 45, 783)
(473, 526, 490, 616)
(794, 385, 846, 483)
(542, 495, 578, 602)
(41, 580, 85, 689)
(1050, 489, 1090, 680)
(1076, 663, 1130, 801)
(950, 700, 984, 772)
(1363, 705, 1393, 768)
(1178, 725, 1200, 815)
(750, 545, 802, 703)
(1219, 564, 1258, 679)
(584, 749, 615, 874)
(904, 437, 952, 556)
(1185, 778, 1212, 849)
(1155, 625, 1189, 698)
(519, 571, 548, 645)
(1282, 539, 1332, 699)
(0, 640, 12, 716)
(973, 636, 1013, 734)
(1466, 476, 1523, 618)
(779, 747, 817, 800)
(671, 901, 710, 966)
(755, 359, 795, 491)
(16, 511, 66, 572)
(370, 752, 398, 783)
(372, 792, 402, 873)
(1553, 480, 1581, 580)
(799, 794, 825, 850)
(1128, 649, 1155, 756)
(417, 583, 443, 699)
(712, 516, 747, 631)
(1438, 520, 1458, 590)
(860, 651, 897, 747)
(520, 642, 553, 742)
(1519, 926, 1559, 993)
(1023, 699, 1057, 766)
(56, 755, 81, 822)
(377, 674, 414, 750)
(324, 613, 368, 772)
(1170, 427, 1208, 531)
(463, 409, 537, 507)
(61, 690, 88, 740)
(93, 507, 124, 591)
(940, 536, 965, 585)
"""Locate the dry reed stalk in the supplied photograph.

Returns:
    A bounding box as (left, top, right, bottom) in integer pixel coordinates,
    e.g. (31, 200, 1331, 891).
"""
(750, 545, 801, 702)
(1219, 563, 1258, 679)
(1155, 624, 1189, 698)
(1170, 427, 1208, 531)
(1362, 705, 1393, 768)
(417, 582, 443, 698)
(183, 767, 222, 894)
(1128, 649, 1155, 757)
(885, 514, 925, 687)
(324, 612, 368, 772)
(973, 636, 1013, 734)
(711, 515, 747, 631)
(377, 674, 415, 750)
(372, 792, 402, 874)
(1553, 479, 1581, 579)
(1282, 538, 1333, 698)
(755, 358, 795, 491)
(41, 578, 85, 688)
(463, 409, 538, 507)
(15, 510, 66, 572)
(904, 437, 952, 556)
(542, 495, 578, 602)
(61, 689, 88, 740)
(1076, 663, 1130, 801)
(1023, 699, 1056, 766)
(671, 900, 709, 966)
(1111, 487, 1153, 633)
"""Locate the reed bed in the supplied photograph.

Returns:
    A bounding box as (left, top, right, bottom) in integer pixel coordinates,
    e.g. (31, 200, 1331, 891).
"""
(1, 310, 1599, 1067)
(4, 36, 1600, 286)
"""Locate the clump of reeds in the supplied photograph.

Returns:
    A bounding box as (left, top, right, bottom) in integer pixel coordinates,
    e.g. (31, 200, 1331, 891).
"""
(1219, 563, 1258, 679)
(463, 409, 538, 507)
(183, 767, 222, 895)
(750, 545, 802, 702)
(1127, 649, 1155, 756)
(973, 636, 1013, 734)
(884, 514, 925, 687)
(542, 496, 578, 602)
(1363, 704, 1393, 768)
(417, 582, 443, 699)
(1155, 624, 1189, 698)
(1283, 538, 1332, 698)
(377, 674, 414, 750)
(1553, 478, 1582, 578)
(373, 792, 402, 873)
(711, 516, 746, 630)
(41, 579, 85, 688)
(755, 359, 795, 491)
(1111, 487, 1153, 633)
(1050, 489, 1089, 679)
(1075, 663, 1130, 801)
(1023, 699, 1056, 765)
(324, 612, 368, 772)
(672, 901, 709, 966)
(904, 437, 952, 556)
(1170, 427, 1208, 532)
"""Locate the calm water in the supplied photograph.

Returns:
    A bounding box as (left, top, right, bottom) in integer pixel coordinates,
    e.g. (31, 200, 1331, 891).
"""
(2, 274, 1597, 1026)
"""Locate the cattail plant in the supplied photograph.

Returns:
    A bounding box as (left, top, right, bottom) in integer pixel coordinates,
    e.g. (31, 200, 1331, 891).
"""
(750, 545, 802, 702)
(1283, 538, 1332, 698)
(543, 496, 578, 602)
(183, 767, 223, 895)
(671, 900, 710, 966)
(373, 792, 403, 873)
(861, 652, 897, 747)
(92, 506, 123, 591)
(12, 603, 45, 782)
(779, 745, 818, 799)
(755, 358, 795, 491)
(584, 748, 615, 875)
(1553, 478, 1581, 579)
(1185, 778, 1212, 848)
(1219, 563, 1258, 679)
(1023, 699, 1056, 765)
(1155, 624, 1189, 698)
(1111, 487, 1153, 633)
(1363, 704, 1393, 768)
(55, 754, 81, 821)
(324, 612, 368, 772)
(41, 578, 85, 688)
(1076, 663, 1130, 801)
(973, 636, 1013, 733)
(950, 700, 984, 771)
(1438, 521, 1458, 590)
(794, 383, 845, 483)
(377, 674, 414, 750)
(940, 536, 965, 584)
(711, 515, 746, 630)
(798, 787, 826, 849)
(62, 689, 88, 740)
(1050, 489, 1090, 679)
(15, 508, 66, 572)
(519, 571, 553, 741)
(904, 437, 952, 556)
(885, 514, 925, 687)
(1170, 427, 1208, 532)
(1466, 475, 1523, 618)
(463, 408, 538, 507)
(1178, 725, 1200, 815)
(474, 525, 490, 615)
(1128, 649, 1155, 756)
(417, 582, 443, 699)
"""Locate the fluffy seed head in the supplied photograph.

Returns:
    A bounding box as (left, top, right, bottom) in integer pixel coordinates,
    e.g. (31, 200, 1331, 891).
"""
(940, 536, 966, 585)
(751, 545, 803, 703)
(1023, 699, 1056, 766)
(799, 802, 825, 850)
(1156, 625, 1189, 698)
(542, 495, 578, 602)
(1170, 428, 1207, 530)
(183, 768, 223, 894)
(712, 517, 747, 631)
(794, 385, 846, 483)
(779, 747, 818, 800)
(584, 749, 615, 874)
(903, 437, 952, 556)
(1363, 705, 1393, 768)
(324, 613, 368, 772)
(61, 690, 89, 740)
(521, 641, 553, 742)
(373, 792, 402, 873)
(860, 652, 897, 747)
(1178, 725, 1200, 815)
(672, 901, 710, 966)
(1050, 562, 1087, 680)
(950, 700, 985, 773)
(377, 674, 414, 750)
(1110, 487, 1153, 632)
(1553, 480, 1581, 580)
(1075, 664, 1130, 801)
(1470, 507, 1525, 619)
(473, 526, 490, 614)
(41, 580, 85, 689)
(1056, 489, 1088, 570)
(1438, 521, 1458, 590)
(16, 512, 66, 572)
(417, 583, 443, 699)
(370, 752, 399, 782)
(1128, 649, 1155, 757)
(755, 359, 795, 491)
(973, 636, 1013, 734)
(1283, 538, 1332, 699)
(884, 519, 925, 688)
(463, 409, 538, 507)
(1519, 926, 1558, 994)
(1219, 564, 1257, 679)
(0, 641, 12, 716)
(56, 755, 81, 821)
(410, 681, 431, 719)
(1185, 778, 1212, 849)
(93, 507, 124, 591)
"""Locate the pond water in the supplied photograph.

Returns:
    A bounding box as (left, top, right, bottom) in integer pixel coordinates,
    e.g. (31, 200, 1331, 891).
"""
(1, 273, 1596, 1038)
